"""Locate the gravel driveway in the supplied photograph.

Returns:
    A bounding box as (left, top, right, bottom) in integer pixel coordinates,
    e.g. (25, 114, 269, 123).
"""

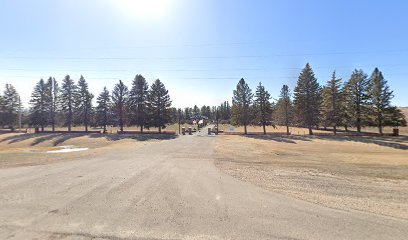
(0, 130, 407, 239)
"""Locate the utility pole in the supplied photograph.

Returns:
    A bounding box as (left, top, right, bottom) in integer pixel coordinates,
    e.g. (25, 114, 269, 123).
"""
(178, 109, 181, 134)
(216, 107, 219, 130)
(18, 96, 22, 132)
(52, 77, 55, 132)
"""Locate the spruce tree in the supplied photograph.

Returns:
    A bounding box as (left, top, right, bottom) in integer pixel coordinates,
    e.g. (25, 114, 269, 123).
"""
(386, 107, 407, 128)
(293, 63, 321, 135)
(45, 77, 59, 132)
(184, 107, 191, 121)
(129, 75, 149, 132)
(193, 105, 200, 120)
(321, 71, 343, 134)
(96, 87, 112, 133)
(368, 68, 394, 134)
(254, 82, 272, 134)
(60, 75, 77, 132)
(76, 76, 94, 132)
(231, 78, 253, 135)
(146, 79, 172, 133)
(29, 79, 49, 131)
(344, 69, 370, 133)
(275, 85, 293, 135)
(112, 80, 129, 132)
(0, 94, 4, 127)
(2, 84, 21, 130)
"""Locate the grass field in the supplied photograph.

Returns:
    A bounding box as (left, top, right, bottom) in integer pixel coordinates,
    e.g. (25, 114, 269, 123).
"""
(216, 124, 408, 136)
(215, 134, 408, 219)
(0, 132, 176, 168)
(26, 123, 195, 134)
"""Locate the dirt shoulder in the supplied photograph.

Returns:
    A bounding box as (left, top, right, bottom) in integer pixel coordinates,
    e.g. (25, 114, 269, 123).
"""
(0, 133, 176, 168)
(215, 135, 408, 219)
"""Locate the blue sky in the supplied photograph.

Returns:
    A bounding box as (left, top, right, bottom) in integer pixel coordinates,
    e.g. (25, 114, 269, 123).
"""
(1, 0, 407, 107)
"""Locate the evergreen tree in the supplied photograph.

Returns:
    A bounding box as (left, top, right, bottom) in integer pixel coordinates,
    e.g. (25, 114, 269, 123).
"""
(344, 69, 370, 133)
(192, 105, 200, 120)
(76, 76, 94, 132)
(293, 63, 322, 135)
(146, 79, 172, 133)
(231, 78, 253, 135)
(60, 75, 77, 132)
(2, 84, 21, 130)
(184, 107, 191, 121)
(254, 82, 272, 134)
(129, 75, 149, 132)
(201, 105, 211, 119)
(386, 107, 407, 128)
(29, 79, 49, 131)
(223, 101, 231, 121)
(112, 80, 129, 132)
(321, 71, 343, 134)
(368, 68, 394, 134)
(45, 77, 59, 132)
(96, 87, 112, 133)
(0, 94, 4, 127)
(169, 107, 178, 123)
(274, 85, 293, 135)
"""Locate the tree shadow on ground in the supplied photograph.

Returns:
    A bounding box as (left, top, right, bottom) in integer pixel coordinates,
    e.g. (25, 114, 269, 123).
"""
(244, 135, 312, 144)
(314, 135, 408, 150)
(52, 134, 89, 146)
(1, 133, 177, 147)
(89, 133, 178, 142)
(31, 134, 63, 146)
(244, 134, 407, 150)
(0, 133, 39, 144)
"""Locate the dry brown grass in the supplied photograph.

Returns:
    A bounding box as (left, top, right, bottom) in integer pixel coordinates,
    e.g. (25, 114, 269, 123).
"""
(216, 124, 408, 136)
(0, 132, 176, 168)
(215, 134, 408, 219)
(31, 123, 194, 134)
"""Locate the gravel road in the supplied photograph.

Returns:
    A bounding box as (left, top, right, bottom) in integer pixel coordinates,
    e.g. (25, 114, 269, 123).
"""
(0, 130, 407, 239)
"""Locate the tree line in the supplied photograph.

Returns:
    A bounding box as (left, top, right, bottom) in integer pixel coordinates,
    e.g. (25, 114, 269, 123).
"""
(0, 63, 406, 135)
(229, 63, 406, 135)
(0, 75, 173, 133)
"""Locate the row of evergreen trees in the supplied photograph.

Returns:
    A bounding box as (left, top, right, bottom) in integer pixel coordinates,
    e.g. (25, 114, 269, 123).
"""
(230, 63, 406, 135)
(0, 84, 22, 129)
(28, 75, 172, 133)
(0, 63, 406, 135)
(178, 101, 231, 124)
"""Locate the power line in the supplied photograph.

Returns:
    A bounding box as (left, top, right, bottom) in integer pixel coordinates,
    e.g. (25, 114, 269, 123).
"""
(1, 73, 407, 81)
(1, 49, 408, 61)
(1, 64, 407, 73)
